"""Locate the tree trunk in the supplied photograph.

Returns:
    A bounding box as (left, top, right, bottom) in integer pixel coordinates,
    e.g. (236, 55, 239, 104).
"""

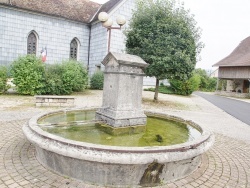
(154, 78, 159, 101)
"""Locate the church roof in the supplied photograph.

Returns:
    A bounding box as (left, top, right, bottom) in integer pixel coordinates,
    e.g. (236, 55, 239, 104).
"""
(213, 36, 250, 67)
(0, 0, 101, 23)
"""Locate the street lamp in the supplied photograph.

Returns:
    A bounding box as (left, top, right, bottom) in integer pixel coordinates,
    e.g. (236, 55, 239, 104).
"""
(98, 12, 126, 52)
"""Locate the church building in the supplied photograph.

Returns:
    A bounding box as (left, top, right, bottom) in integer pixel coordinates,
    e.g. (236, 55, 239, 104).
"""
(0, 0, 136, 76)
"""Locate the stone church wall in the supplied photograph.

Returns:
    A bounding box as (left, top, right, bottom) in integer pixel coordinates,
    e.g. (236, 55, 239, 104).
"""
(0, 6, 89, 67)
(0, 1, 156, 85)
(88, 22, 107, 75)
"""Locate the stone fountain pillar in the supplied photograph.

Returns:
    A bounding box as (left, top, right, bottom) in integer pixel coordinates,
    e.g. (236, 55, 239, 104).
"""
(96, 52, 148, 128)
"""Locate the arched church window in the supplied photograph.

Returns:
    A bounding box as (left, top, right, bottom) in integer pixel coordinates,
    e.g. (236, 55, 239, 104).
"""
(70, 38, 78, 60)
(27, 32, 37, 55)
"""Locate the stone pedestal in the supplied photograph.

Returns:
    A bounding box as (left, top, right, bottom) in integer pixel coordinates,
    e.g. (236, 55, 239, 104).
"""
(96, 52, 148, 127)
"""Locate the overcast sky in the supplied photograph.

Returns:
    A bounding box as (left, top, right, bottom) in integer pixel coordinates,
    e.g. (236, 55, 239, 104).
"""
(91, 0, 250, 70)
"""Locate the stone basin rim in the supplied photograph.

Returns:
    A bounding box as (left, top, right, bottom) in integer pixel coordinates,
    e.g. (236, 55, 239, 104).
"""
(25, 107, 212, 153)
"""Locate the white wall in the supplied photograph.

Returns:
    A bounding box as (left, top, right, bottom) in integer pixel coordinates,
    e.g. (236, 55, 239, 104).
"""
(109, 0, 136, 53)
(0, 6, 89, 66)
(88, 22, 107, 75)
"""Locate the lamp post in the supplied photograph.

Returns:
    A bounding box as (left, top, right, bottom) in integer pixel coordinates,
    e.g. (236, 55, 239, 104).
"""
(98, 12, 126, 52)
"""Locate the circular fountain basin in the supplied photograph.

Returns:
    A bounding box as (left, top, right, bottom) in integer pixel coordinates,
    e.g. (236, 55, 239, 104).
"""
(23, 108, 214, 187)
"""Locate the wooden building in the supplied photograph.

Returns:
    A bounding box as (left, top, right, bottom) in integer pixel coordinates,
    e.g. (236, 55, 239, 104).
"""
(213, 36, 250, 94)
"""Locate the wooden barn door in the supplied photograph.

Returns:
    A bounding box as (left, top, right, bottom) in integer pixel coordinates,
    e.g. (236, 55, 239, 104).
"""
(243, 80, 249, 93)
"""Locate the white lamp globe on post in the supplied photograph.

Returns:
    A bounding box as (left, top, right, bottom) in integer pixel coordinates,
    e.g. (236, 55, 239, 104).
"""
(98, 12, 126, 52)
(98, 12, 109, 22)
(116, 15, 126, 26)
(103, 18, 113, 28)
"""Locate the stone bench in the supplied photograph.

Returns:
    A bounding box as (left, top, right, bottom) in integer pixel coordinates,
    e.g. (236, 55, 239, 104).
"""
(35, 95, 75, 107)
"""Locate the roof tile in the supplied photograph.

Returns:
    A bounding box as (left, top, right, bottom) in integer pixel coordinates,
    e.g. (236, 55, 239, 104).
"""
(0, 0, 101, 23)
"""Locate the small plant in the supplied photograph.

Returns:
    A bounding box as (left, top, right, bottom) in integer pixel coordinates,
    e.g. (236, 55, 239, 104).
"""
(156, 134, 163, 142)
(10, 55, 46, 95)
(0, 66, 10, 94)
(90, 71, 104, 90)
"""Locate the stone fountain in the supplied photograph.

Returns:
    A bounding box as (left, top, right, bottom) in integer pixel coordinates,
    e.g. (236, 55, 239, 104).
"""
(23, 52, 214, 187)
(96, 52, 148, 134)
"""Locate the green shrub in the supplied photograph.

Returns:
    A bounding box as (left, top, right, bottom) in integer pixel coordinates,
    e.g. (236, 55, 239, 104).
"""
(61, 60, 88, 92)
(90, 71, 104, 90)
(11, 56, 88, 95)
(189, 74, 201, 91)
(43, 64, 64, 95)
(206, 77, 217, 91)
(43, 60, 88, 95)
(194, 68, 217, 91)
(11, 55, 46, 95)
(169, 74, 201, 96)
(0, 66, 10, 94)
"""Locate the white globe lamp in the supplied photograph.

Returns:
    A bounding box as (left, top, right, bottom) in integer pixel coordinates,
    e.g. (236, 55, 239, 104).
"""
(103, 18, 113, 27)
(116, 15, 126, 26)
(98, 12, 109, 22)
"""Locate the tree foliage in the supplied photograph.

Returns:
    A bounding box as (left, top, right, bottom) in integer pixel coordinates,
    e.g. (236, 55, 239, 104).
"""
(125, 0, 203, 99)
(194, 68, 217, 91)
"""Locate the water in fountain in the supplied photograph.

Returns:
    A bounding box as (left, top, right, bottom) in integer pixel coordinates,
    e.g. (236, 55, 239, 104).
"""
(38, 110, 201, 147)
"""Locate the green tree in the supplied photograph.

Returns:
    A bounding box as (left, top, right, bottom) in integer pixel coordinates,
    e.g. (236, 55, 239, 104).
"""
(125, 0, 203, 100)
(194, 68, 217, 91)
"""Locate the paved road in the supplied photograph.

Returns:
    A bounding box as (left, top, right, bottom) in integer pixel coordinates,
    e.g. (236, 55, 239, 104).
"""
(195, 92, 250, 126)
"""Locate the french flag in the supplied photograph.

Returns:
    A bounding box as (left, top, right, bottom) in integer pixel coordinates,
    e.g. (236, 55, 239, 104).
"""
(41, 47, 47, 62)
